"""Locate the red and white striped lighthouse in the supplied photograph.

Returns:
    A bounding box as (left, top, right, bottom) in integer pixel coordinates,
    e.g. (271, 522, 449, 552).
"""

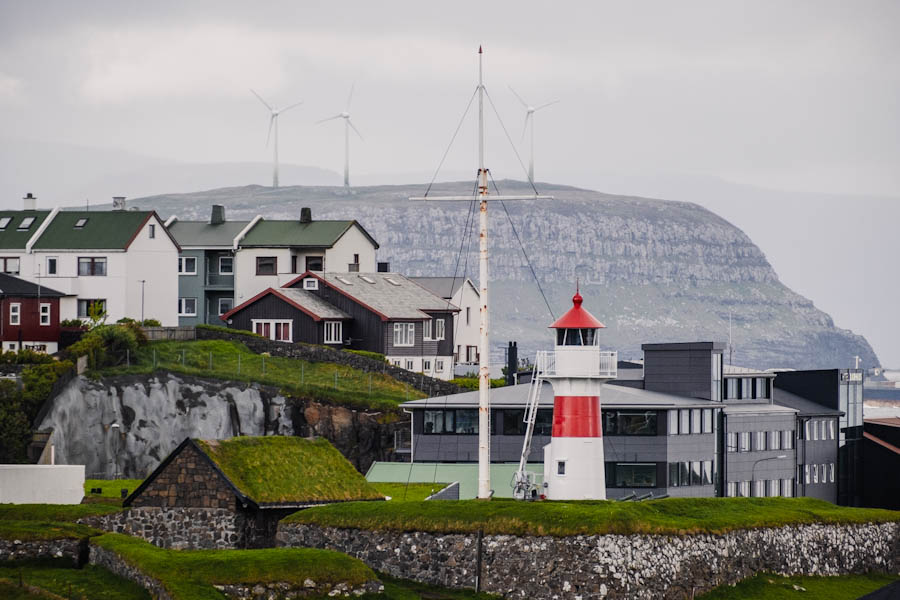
(541, 288, 616, 500)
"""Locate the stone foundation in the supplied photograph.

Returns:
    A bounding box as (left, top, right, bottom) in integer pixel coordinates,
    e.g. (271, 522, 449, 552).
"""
(278, 521, 900, 599)
(0, 538, 83, 563)
(81, 507, 242, 549)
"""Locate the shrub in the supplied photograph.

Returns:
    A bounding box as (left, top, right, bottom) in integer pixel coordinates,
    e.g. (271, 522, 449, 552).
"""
(21, 361, 75, 423)
(118, 321, 148, 346)
(66, 324, 140, 369)
(345, 349, 387, 363)
(115, 317, 136, 324)
(0, 349, 55, 365)
(197, 323, 263, 338)
(141, 318, 161, 327)
(450, 377, 506, 390)
(0, 379, 29, 463)
(66, 333, 106, 370)
(60, 318, 86, 328)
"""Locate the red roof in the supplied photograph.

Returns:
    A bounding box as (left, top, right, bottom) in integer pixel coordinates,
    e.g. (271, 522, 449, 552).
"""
(549, 290, 605, 329)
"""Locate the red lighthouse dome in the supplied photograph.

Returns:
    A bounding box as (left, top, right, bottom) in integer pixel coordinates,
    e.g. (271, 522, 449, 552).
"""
(549, 289, 605, 330)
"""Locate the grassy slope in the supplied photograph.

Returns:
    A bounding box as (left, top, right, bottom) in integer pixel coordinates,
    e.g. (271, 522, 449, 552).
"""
(371, 483, 450, 502)
(92, 533, 376, 600)
(0, 504, 121, 523)
(698, 572, 899, 600)
(285, 497, 900, 537)
(0, 521, 99, 542)
(99, 339, 424, 410)
(195, 436, 384, 503)
(0, 559, 151, 600)
(84, 479, 144, 500)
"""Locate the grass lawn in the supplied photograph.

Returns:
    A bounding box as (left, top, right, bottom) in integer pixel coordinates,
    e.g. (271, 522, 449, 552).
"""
(195, 437, 384, 503)
(99, 339, 424, 410)
(0, 504, 121, 523)
(92, 533, 377, 600)
(698, 572, 899, 599)
(0, 521, 99, 542)
(371, 483, 450, 501)
(0, 559, 151, 600)
(284, 497, 900, 537)
(84, 479, 144, 500)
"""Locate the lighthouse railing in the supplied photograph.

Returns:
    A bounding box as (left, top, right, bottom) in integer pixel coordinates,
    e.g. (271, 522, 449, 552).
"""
(536, 350, 618, 378)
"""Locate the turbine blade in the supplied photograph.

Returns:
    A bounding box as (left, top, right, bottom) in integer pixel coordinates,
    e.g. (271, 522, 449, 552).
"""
(280, 100, 303, 114)
(347, 119, 364, 141)
(346, 82, 355, 111)
(250, 89, 273, 111)
(266, 115, 274, 146)
(316, 114, 343, 124)
(508, 85, 529, 109)
(535, 99, 560, 111)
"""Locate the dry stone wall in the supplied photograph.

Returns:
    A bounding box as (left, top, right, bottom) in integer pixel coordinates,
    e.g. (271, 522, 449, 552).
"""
(0, 538, 83, 563)
(278, 521, 900, 600)
(89, 544, 173, 600)
(81, 507, 242, 550)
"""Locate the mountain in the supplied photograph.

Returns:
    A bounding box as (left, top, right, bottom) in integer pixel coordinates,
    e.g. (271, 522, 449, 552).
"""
(121, 181, 878, 370)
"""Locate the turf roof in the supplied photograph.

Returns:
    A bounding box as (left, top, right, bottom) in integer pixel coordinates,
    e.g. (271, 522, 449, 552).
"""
(239, 219, 378, 248)
(30, 210, 156, 250)
(0, 211, 52, 249)
(194, 436, 384, 505)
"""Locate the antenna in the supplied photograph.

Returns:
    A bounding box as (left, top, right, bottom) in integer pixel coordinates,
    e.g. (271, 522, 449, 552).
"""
(251, 89, 302, 188)
(411, 47, 553, 499)
(317, 83, 363, 188)
(509, 86, 559, 184)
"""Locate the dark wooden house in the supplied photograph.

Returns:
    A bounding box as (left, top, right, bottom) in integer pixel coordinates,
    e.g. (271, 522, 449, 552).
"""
(222, 272, 459, 380)
(0, 273, 66, 353)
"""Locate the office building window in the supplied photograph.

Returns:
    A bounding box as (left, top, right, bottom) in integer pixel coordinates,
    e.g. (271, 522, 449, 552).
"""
(828, 420, 835, 440)
(702, 409, 713, 433)
(756, 431, 767, 452)
(256, 256, 277, 275)
(691, 409, 701, 434)
(812, 420, 818, 441)
(39, 303, 51, 326)
(702, 460, 713, 485)
(77, 299, 105, 318)
(78, 257, 107, 276)
(423, 409, 478, 434)
(711, 353, 722, 401)
(177, 256, 196, 275)
(741, 378, 753, 399)
(804, 464, 810, 484)
(604, 410, 658, 436)
(668, 463, 680, 487)
(324, 321, 342, 344)
(739, 481, 750, 497)
(669, 411, 679, 435)
(727, 481, 737, 497)
(783, 429, 794, 449)
(679, 409, 690, 434)
(612, 463, 657, 488)
(755, 377, 768, 399)
(726, 378, 738, 399)
(829, 463, 835, 483)
(219, 256, 234, 274)
(727, 431, 738, 453)
(178, 298, 197, 316)
(769, 430, 781, 451)
(739, 432, 751, 452)
(46, 257, 57, 275)
(393, 322, 415, 347)
(768, 479, 780, 497)
(782, 479, 793, 497)
(754, 480, 765, 497)
(670, 461, 712, 487)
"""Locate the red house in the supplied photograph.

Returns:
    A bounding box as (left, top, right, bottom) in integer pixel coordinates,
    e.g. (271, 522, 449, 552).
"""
(0, 273, 66, 353)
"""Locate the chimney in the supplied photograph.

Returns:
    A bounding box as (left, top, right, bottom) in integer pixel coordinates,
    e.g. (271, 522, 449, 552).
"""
(210, 204, 225, 225)
(377, 262, 390, 273)
(112, 196, 127, 210)
(23, 193, 36, 211)
(300, 207, 312, 223)
(506, 341, 518, 386)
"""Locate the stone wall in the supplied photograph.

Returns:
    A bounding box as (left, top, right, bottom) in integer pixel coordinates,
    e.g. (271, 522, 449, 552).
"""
(89, 544, 173, 600)
(129, 443, 236, 511)
(82, 507, 242, 550)
(0, 538, 83, 563)
(197, 327, 462, 397)
(278, 521, 900, 600)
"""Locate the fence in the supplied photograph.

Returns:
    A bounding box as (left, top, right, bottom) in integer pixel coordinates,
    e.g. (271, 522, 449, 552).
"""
(142, 326, 196, 341)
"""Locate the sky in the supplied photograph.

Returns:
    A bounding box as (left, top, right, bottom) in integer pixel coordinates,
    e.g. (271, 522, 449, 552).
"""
(1, 0, 898, 364)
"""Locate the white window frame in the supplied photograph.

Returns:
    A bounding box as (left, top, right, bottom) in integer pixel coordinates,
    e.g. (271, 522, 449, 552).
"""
(178, 256, 197, 275)
(324, 321, 342, 344)
(9, 303, 20, 325)
(726, 481, 736, 497)
(556, 460, 567, 476)
(219, 256, 234, 275)
(812, 420, 818, 441)
(251, 319, 293, 342)
(393, 322, 415, 347)
(804, 464, 810, 484)
(829, 463, 835, 483)
(435, 318, 445, 340)
(828, 420, 835, 440)
(46, 256, 58, 276)
(217, 298, 233, 315)
(303, 278, 318, 290)
(39, 303, 51, 326)
(77, 299, 105, 318)
(392, 359, 401, 367)
(754, 479, 765, 497)
(423, 359, 431, 372)
(423, 319, 432, 341)
(436, 359, 444, 372)
(178, 297, 197, 316)
(813, 464, 819, 484)
(405, 359, 414, 370)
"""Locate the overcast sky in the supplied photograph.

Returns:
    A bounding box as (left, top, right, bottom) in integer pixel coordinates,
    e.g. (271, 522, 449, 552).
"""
(1, 1, 898, 363)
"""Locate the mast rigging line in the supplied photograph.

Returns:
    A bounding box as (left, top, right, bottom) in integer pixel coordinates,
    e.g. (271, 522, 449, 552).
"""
(483, 88, 539, 196)
(423, 88, 480, 198)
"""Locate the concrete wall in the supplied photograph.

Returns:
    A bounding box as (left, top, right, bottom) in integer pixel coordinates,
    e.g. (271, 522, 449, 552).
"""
(0, 465, 84, 504)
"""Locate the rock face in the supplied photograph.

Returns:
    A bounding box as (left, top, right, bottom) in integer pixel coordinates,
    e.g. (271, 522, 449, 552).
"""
(278, 521, 900, 600)
(130, 182, 879, 369)
(38, 372, 403, 479)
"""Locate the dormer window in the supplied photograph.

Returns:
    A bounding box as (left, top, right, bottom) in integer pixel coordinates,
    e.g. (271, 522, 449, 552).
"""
(74, 218, 88, 228)
(0, 218, 11, 230)
(17, 217, 35, 230)
(303, 278, 318, 290)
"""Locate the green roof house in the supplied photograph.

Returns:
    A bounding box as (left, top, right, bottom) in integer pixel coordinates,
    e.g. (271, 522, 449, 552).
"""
(0, 194, 180, 331)
(124, 436, 383, 548)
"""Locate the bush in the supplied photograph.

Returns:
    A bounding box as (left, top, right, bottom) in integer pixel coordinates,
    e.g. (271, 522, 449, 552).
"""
(66, 325, 140, 369)
(66, 332, 106, 370)
(0, 379, 29, 463)
(21, 361, 75, 423)
(345, 349, 387, 363)
(60, 318, 86, 328)
(197, 323, 263, 338)
(115, 317, 136, 324)
(118, 321, 148, 346)
(450, 377, 506, 390)
(0, 349, 55, 365)
(141, 318, 161, 327)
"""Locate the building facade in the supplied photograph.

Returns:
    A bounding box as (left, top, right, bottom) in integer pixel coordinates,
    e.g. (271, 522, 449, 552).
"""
(409, 277, 480, 366)
(0, 273, 65, 353)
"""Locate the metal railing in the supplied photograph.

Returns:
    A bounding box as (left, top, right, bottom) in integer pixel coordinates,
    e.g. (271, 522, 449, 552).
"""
(206, 273, 234, 287)
(535, 349, 617, 378)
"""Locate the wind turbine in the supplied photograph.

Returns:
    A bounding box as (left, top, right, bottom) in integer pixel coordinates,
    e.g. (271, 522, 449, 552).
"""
(509, 86, 559, 184)
(251, 89, 302, 188)
(317, 84, 363, 188)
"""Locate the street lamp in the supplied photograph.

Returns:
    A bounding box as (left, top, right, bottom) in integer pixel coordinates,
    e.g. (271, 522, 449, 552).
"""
(139, 280, 146, 323)
(110, 423, 120, 480)
(752, 454, 787, 495)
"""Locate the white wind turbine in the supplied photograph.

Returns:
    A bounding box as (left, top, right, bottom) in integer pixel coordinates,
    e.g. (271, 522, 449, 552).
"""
(509, 86, 559, 184)
(317, 84, 363, 188)
(251, 89, 302, 188)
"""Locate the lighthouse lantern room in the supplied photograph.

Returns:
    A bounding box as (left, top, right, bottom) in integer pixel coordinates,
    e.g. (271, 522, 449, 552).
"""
(538, 288, 617, 500)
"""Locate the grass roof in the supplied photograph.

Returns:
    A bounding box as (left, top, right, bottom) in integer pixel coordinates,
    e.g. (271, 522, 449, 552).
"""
(194, 436, 383, 505)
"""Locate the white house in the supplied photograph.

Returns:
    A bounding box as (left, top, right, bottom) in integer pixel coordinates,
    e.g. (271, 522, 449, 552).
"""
(0, 195, 180, 325)
(409, 277, 480, 367)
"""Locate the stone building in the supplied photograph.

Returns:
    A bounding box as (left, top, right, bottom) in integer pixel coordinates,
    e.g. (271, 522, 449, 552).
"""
(122, 436, 383, 548)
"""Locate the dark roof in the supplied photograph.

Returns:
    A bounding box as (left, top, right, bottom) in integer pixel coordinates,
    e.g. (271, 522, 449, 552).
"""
(0, 273, 66, 298)
(863, 432, 900, 456)
(167, 220, 251, 248)
(31, 210, 174, 250)
(865, 417, 900, 428)
(222, 287, 352, 322)
(0, 211, 52, 249)
(773, 388, 843, 416)
(408, 277, 475, 299)
(642, 342, 726, 351)
(239, 219, 379, 249)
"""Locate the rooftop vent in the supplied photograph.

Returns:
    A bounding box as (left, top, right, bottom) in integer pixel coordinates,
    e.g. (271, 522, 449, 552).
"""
(300, 207, 312, 223)
(112, 196, 126, 210)
(23, 193, 36, 211)
(210, 204, 225, 225)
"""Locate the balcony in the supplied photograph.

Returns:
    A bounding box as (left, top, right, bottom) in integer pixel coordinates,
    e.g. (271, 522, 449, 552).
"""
(206, 273, 234, 288)
(536, 349, 617, 379)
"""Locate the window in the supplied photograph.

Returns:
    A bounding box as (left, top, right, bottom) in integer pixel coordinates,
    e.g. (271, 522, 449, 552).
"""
(406, 360, 414, 370)
(177, 256, 197, 275)
(77, 257, 107, 276)
(767, 479, 780, 497)
(178, 298, 197, 316)
(739, 481, 751, 497)
(691, 461, 702, 486)
(613, 463, 656, 488)
(74, 218, 88, 228)
(782, 479, 793, 497)
(679, 409, 690, 434)
(829, 463, 835, 483)
(702, 409, 713, 433)
(769, 430, 781, 451)
(423, 319, 432, 340)
(726, 378, 738, 399)
(691, 409, 701, 434)
(219, 256, 234, 274)
(755, 377, 768, 399)
(803, 420, 810, 440)
(0, 257, 20, 274)
(821, 421, 828, 441)
(669, 463, 680, 487)
(756, 431, 767, 452)
(727, 431, 738, 453)
(256, 256, 277, 276)
(434, 318, 445, 340)
(384, 277, 400, 286)
(303, 278, 318, 290)
(39, 303, 51, 326)
(702, 461, 713, 486)
(754, 480, 765, 497)
(727, 481, 737, 497)
(424, 410, 452, 434)
(423, 409, 477, 434)
(9, 303, 20, 325)
(711, 352, 722, 401)
(604, 410, 658, 436)
(741, 378, 752, 399)
(18, 217, 35, 230)
(392, 359, 401, 367)
(679, 462, 690, 487)
(466, 307, 470, 325)
(739, 432, 751, 452)
(557, 461, 566, 476)
(828, 420, 835, 440)
(393, 322, 415, 347)
(804, 464, 810, 484)
(218, 298, 233, 315)
(46, 257, 57, 275)
(436, 360, 444, 372)
(0, 217, 10, 230)
(668, 411, 679, 435)
(814, 464, 820, 484)
(149, 224, 156, 238)
(783, 430, 794, 450)
(324, 321, 342, 344)
(305, 256, 323, 271)
(253, 320, 291, 341)
(811, 420, 818, 441)
(77, 299, 105, 318)
(423, 360, 431, 372)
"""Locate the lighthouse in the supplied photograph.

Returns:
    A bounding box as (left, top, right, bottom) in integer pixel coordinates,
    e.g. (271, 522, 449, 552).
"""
(540, 288, 617, 500)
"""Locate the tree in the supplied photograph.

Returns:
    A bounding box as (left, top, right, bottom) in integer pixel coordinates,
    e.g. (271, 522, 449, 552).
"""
(0, 379, 29, 463)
